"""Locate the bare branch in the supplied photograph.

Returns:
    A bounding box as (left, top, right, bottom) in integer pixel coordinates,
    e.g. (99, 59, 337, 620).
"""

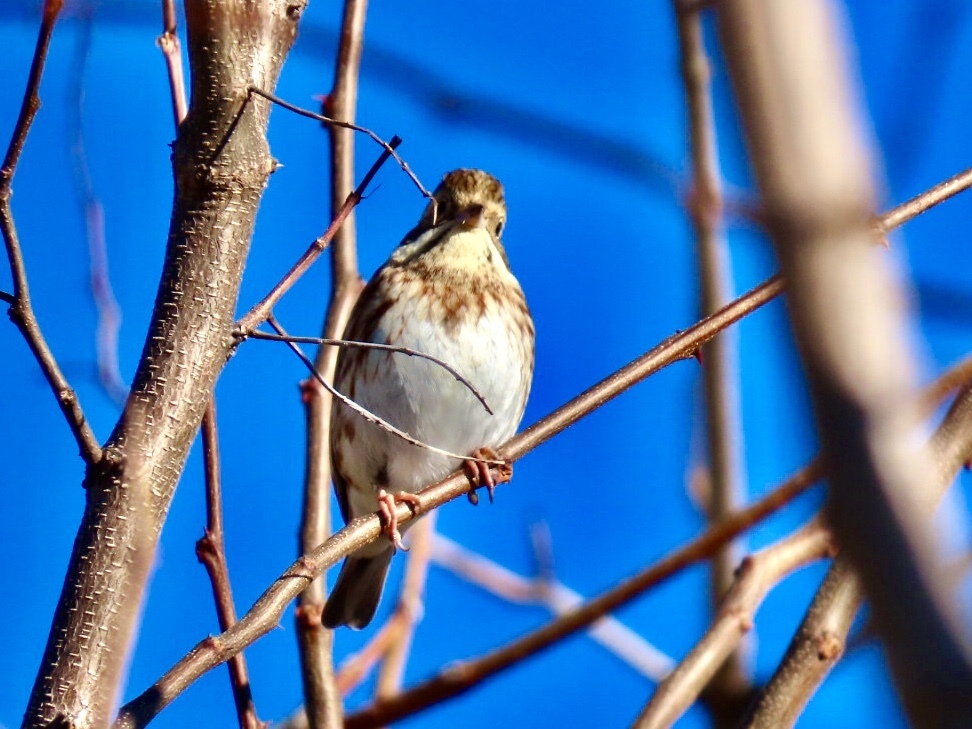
(295, 3, 370, 724)
(719, 2, 972, 723)
(633, 520, 835, 728)
(24, 3, 306, 725)
(110, 150, 972, 725)
(156, 0, 188, 126)
(375, 515, 434, 697)
(68, 13, 127, 404)
(1, 0, 101, 465)
(430, 531, 674, 682)
(235, 135, 401, 336)
(673, 1, 749, 717)
(247, 86, 431, 203)
(196, 402, 262, 729)
(342, 463, 821, 729)
(268, 315, 502, 466)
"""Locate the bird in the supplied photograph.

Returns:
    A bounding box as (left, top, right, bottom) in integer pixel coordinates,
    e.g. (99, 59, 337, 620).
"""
(322, 168, 535, 629)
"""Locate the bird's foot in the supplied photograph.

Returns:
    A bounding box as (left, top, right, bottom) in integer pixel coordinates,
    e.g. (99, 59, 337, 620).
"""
(376, 489, 422, 552)
(463, 447, 513, 505)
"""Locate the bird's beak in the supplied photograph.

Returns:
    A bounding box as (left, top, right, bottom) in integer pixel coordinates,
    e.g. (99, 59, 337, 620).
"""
(457, 204, 487, 230)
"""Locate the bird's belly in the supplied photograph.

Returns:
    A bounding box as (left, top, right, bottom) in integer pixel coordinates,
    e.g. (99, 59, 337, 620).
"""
(358, 304, 530, 493)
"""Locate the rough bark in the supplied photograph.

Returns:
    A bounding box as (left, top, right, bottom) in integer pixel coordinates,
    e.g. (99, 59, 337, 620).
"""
(22, 3, 305, 726)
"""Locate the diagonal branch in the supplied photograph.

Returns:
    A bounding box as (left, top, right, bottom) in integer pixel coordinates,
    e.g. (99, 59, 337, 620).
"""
(111, 156, 972, 727)
(235, 134, 399, 336)
(719, 2, 972, 724)
(1, 0, 100, 465)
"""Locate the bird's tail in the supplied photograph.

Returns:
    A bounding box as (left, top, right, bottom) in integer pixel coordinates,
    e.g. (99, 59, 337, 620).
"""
(322, 550, 394, 629)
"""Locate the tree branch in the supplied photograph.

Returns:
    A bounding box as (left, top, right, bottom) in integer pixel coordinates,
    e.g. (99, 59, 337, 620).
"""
(1, 0, 101, 466)
(295, 2, 369, 726)
(674, 2, 749, 720)
(718, 1, 972, 723)
(23, 2, 306, 725)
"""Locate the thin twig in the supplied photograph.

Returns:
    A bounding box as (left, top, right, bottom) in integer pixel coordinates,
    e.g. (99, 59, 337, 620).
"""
(342, 463, 823, 729)
(248, 85, 431, 203)
(0, 0, 100, 464)
(267, 315, 500, 466)
(235, 137, 401, 336)
(245, 330, 491, 414)
(674, 1, 749, 719)
(157, 0, 188, 126)
(68, 12, 127, 404)
(196, 401, 263, 729)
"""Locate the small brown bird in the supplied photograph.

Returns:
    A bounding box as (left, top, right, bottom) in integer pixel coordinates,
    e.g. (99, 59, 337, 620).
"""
(323, 169, 535, 629)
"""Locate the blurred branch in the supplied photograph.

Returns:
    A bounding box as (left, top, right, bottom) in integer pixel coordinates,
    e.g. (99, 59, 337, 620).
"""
(295, 2, 368, 726)
(196, 401, 263, 729)
(719, 1, 972, 724)
(375, 515, 434, 697)
(1, 0, 100, 465)
(673, 2, 749, 721)
(342, 462, 820, 729)
(632, 519, 835, 729)
(430, 530, 675, 682)
(68, 13, 127, 403)
(745, 372, 972, 727)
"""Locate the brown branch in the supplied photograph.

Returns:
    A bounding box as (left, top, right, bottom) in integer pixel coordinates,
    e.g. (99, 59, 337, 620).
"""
(674, 2, 749, 720)
(196, 401, 263, 729)
(342, 462, 822, 729)
(156, 9, 259, 726)
(745, 374, 972, 727)
(295, 2, 368, 726)
(111, 276, 802, 729)
(633, 519, 835, 728)
(247, 85, 431, 203)
(110, 154, 972, 726)
(24, 3, 306, 726)
(332, 518, 435, 699)
(1, 0, 100, 466)
(157, 0, 188, 126)
(235, 135, 399, 336)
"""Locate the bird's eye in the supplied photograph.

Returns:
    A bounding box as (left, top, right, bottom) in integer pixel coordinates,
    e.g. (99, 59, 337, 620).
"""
(494, 221, 504, 237)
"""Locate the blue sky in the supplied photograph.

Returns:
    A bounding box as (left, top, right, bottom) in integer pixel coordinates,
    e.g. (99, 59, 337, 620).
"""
(2, 1, 972, 727)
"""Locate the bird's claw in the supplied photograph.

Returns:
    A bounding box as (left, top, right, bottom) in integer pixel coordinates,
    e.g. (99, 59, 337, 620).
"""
(463, 447, 513, 505)
(377, 489, 421, 552)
